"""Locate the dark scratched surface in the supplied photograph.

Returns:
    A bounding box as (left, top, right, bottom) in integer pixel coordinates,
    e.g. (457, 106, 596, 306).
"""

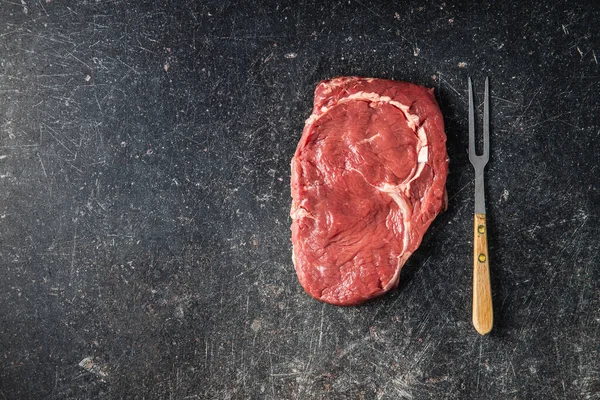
(1, 1, 599, 399)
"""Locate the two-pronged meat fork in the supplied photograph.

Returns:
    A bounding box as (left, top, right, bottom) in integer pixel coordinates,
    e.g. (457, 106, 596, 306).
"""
(468, 77, 493, 335)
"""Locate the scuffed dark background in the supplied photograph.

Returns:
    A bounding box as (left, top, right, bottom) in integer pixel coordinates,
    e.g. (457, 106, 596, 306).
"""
(1, 1, 599, 399)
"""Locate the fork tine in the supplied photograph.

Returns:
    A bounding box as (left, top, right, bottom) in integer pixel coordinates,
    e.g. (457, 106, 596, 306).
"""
(468, 77, 475, 161)
(483, 76, 490, 161)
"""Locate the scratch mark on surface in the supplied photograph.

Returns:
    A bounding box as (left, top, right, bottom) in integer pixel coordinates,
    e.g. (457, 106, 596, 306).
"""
(415, 309, 431, 339)
(337, 335, 368, 359)
(447, 181, 472, 202)
(318, 303, 325, 349)
(67, 52, 92, 70)
(93, 90, 103, 112)
(69, 217, 78, 286)
(269, 351, 275, 396)
(108, 56, 140, 75)
(389, 377, 414, 399)
(593, 50, 598, 65)
(298, 352, 314, 399)
(492, 96, 518, 105)
(523, 85, 543, 114)
(439, 75, 463, 101)
(38, 0, 49, 16)
(204, 338, 209, 369)
(353, 0, 384, 19)
(476, 338, 483, 392)
(43, 124, 75, 155)
(522, 111, 578, 131)
(37, 152, 47, 177)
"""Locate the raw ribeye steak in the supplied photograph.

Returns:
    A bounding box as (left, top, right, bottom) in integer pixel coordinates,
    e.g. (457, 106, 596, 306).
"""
(290, 77, 448, 306)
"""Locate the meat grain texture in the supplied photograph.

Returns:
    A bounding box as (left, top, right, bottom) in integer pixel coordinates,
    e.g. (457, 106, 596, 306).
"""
(291, 77, 449, 306)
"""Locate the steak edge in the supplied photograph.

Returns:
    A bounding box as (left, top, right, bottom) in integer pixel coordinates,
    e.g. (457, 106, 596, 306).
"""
(290, 77, 449, 306)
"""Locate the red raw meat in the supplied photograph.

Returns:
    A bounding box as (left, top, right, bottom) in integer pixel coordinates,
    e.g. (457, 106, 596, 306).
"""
(290, 77, 449, 306)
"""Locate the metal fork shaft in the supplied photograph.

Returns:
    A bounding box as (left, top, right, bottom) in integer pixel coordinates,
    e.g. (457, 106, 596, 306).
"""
(474, 168, 486, 214)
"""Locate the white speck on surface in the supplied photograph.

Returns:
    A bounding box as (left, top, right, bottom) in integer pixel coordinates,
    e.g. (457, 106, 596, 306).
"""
(84, 75, 91, 81)
(529, 366, 537, 374)
(502, 189, 509, 202)
(175, 304, 184, 319)
(576, 208, 589, 221)
(458, 62, 467, 68)
(413, 45, 420, 57)
(79, 357, 108, 378)
(163, 63, 170, 71)
(284, 52, 297, 59)
(250, 319, 262, 332)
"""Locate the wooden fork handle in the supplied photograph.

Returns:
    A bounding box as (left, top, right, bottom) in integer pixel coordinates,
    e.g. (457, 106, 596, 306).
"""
(472, 213, 493, 335)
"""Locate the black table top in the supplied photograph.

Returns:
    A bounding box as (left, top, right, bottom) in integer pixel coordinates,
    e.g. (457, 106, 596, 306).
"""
(1, 1, 599, 399)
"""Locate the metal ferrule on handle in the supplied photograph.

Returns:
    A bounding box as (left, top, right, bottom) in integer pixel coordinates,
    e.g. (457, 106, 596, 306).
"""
(474, 169, 486, 215)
